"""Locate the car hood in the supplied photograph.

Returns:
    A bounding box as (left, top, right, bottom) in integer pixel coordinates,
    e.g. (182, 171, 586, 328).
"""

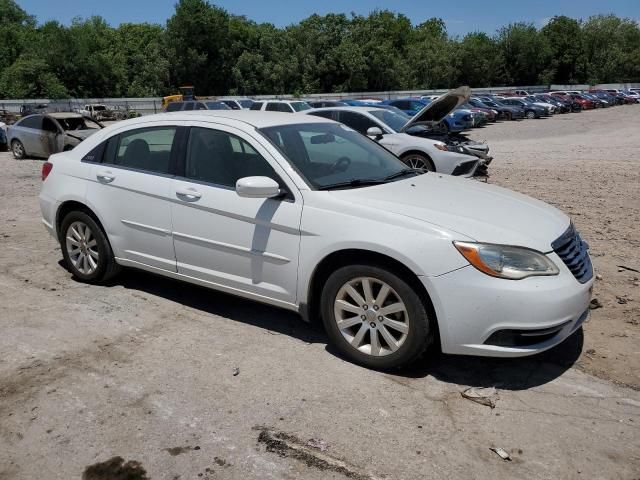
(401, 87, 470, 132)
(330, 173, 569, 252)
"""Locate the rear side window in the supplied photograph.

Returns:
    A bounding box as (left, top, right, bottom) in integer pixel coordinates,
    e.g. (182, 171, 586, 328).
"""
(166, 102, 182, 112)
(110, 127, 177, 174)
(222, 100, 240, 110)
(184, 127, 280, 188)
(308, 110, 335, 120)
(18, 115, 43, 129)
(250, 102, 263, 110)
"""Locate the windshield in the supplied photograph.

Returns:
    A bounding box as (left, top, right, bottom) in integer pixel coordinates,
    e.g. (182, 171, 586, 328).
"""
(291, 102, 311, 112)
(367, 109, 407, 132)
(259, 123, 412, 190)
(58, 117, 101, 131)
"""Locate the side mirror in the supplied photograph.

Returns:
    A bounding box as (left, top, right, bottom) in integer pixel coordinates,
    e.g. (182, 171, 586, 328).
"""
(366, 126, 384, 140)
(236, 176, 282, 199)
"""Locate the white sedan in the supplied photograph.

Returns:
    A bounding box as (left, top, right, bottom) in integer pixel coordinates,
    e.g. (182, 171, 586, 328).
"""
(39, 111, 593, 369)
(306, 89, 479, 176)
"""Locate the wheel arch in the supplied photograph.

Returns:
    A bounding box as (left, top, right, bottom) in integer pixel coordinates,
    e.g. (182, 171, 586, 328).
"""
(302, 248, 440, 347)
(55, 200, 109, 244)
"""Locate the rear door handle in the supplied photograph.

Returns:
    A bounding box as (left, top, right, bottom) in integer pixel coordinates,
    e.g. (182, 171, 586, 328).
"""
(96, 171, 115, 183)
(176, 188, 202, 201)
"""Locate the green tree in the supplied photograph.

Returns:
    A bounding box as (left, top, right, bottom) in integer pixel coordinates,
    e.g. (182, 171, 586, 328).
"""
(0, 54, 67, 98)
(456, 32, 505, 87)
(541, 16, 584, 84)
(497, 22, 551, 85)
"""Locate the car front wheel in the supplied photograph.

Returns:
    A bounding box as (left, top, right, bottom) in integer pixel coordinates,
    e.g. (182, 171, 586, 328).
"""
(401, 153, 434, 173)
(525, 110, 536, 119)
(321, 265, 434, 369)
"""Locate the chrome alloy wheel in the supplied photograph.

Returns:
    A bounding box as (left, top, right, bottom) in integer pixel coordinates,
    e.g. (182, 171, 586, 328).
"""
(65, 221, 99, 275)
(334, 277, 410, 357)
(403, 155, 432, 173)
(12, 141, 24, 158)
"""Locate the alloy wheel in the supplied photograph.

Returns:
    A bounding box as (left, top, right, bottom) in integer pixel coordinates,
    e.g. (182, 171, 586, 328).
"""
(403, 155, 432, 173)
(334, 277, 410, 357)
(65, 221, 99, 275)
(12, 141, 24, 158)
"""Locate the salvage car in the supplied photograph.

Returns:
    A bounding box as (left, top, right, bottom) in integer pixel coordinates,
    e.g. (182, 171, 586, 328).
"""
(39, 110, 593, 369)
(499, 98, 548, 118)
(473, 97, 525, 120)
(8, 113, 103, 159)
(306, 88, 479, 176)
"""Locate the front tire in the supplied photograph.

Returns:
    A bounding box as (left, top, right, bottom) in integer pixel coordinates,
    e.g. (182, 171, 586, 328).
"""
(525, 110, 536, 119)
(59, 211, 120, 283)
(401, 152, 435, 173)
(321, 264, 434, 369)
(11, 140, 26, 159)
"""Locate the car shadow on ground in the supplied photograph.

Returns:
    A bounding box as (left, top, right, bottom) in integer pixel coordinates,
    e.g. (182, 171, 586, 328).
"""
(98, 267, 583, 392)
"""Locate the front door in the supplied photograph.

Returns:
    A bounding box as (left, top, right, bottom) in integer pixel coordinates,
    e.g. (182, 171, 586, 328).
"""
(170, 124, 302, 306)
(86, 126, 179, 271)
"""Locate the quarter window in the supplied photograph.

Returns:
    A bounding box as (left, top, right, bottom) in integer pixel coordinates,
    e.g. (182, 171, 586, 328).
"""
(111, 127, 176, 174)
(184, 127, 280, 188)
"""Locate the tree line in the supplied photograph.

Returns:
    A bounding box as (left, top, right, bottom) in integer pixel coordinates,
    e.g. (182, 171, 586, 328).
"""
(1, 0, 639, 99)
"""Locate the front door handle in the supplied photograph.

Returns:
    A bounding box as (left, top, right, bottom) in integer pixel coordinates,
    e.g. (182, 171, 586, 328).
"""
(96, 171, 115, 183)
(176, 188, 202, 201)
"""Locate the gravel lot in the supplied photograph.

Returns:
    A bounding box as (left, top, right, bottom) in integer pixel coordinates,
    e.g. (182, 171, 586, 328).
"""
(1, 106, 639, 479)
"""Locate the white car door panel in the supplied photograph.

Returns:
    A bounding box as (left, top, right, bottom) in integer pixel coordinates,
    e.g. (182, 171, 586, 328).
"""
(86, 126, 178, 271)
(170, 124, 302, 305)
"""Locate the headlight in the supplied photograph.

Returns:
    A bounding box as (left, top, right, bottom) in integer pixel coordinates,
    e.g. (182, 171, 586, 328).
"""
(453, 242, 559, 280)
(434, 143, 449, 151)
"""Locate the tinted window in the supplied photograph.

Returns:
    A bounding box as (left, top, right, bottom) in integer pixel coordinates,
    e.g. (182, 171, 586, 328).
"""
(222, 100, 240, 110)
(390, 100, 409, 110)
(183, 102, 195, 111)
(42, 117, 59, 133)
(266, 102, 292, 112)
(249, 102, 263, 110)
(166, 102, 182, 112)
(111, 128, 176, 174)
(18, 115, 43, 129)
(184, 127, 280, 188)
(291, 102, 311, 112)
(196, 102, 207, 110)
(337, 111, 378, 135)
(82, 141, 106, 163)
(409, 101, 425, 111)
(308, 110, 335, 120)
(239, 100, 253, 108)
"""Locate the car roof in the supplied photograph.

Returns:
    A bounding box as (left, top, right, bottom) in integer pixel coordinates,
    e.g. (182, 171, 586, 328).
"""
(49, 112, 84, 119)
(120, 110, 332, 129)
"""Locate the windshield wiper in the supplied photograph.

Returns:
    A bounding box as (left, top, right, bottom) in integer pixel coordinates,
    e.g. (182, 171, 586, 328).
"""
(383, 168, 420, 181)
(317, 178, 388, 191)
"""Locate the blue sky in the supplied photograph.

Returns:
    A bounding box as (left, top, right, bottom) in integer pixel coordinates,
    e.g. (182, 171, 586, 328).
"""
(17, 0, 640, 36)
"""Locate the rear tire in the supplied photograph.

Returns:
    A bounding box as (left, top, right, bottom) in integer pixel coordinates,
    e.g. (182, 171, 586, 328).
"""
(59, 211, 121, 284)
(11, 140, 25, 159)
(525, 110, 536, 119)
(321, 264, 434, 369)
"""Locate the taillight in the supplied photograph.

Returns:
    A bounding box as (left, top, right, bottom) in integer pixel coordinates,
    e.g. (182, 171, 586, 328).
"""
(42, 162, 53, 181)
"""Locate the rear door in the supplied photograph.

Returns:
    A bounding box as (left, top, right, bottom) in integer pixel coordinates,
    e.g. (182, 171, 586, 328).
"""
(170, 123, 302, 306)
(86, 125, 182, 271)
(16, 115, 46, 157)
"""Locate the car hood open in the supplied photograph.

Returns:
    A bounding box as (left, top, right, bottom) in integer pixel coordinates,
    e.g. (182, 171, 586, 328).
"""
(401, 87, 471, 132)
(330, 173, 570, 252)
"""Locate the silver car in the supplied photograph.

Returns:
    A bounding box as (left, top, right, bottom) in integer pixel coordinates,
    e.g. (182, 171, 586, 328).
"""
(8, 113, 103, 159)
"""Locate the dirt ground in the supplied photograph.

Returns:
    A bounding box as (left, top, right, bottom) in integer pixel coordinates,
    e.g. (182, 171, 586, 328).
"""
(1, 106, 639, 479)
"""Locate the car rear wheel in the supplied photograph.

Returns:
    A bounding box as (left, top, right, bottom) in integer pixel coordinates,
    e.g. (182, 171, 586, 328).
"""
(60, 211, 120, 283)
(11, 140, 25, 159)
(504, 111, 512, 121)
(401, 153, 434, 173)
(525, 110, 536, 119)
(321, 265, 434, 369)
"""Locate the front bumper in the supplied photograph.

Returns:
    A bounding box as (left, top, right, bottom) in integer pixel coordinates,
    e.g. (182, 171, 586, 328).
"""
(423, 255, 593, 357)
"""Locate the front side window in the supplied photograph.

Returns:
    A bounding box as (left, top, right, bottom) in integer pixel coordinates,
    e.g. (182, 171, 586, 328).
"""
(260, 123, 410, 190)
(166, 102, 182, 112)
(337, 111, 379, 135)
(184, 127, 280, 189)
(42, 117, 59, 133)
(183, 102, 195, 111)
(366, 110, 407, 133)
(111, 127, 176, 174)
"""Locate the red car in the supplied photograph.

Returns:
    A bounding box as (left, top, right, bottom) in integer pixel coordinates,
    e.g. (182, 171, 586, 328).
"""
(570, 94, 595, 109)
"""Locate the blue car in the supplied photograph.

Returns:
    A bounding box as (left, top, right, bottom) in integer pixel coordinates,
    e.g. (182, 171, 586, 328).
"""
(382, 97, 471, 133)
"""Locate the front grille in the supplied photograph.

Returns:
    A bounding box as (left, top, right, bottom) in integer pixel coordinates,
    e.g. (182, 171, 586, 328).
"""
(552, 224, 593, 283)
(451, 160, 477, 176)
